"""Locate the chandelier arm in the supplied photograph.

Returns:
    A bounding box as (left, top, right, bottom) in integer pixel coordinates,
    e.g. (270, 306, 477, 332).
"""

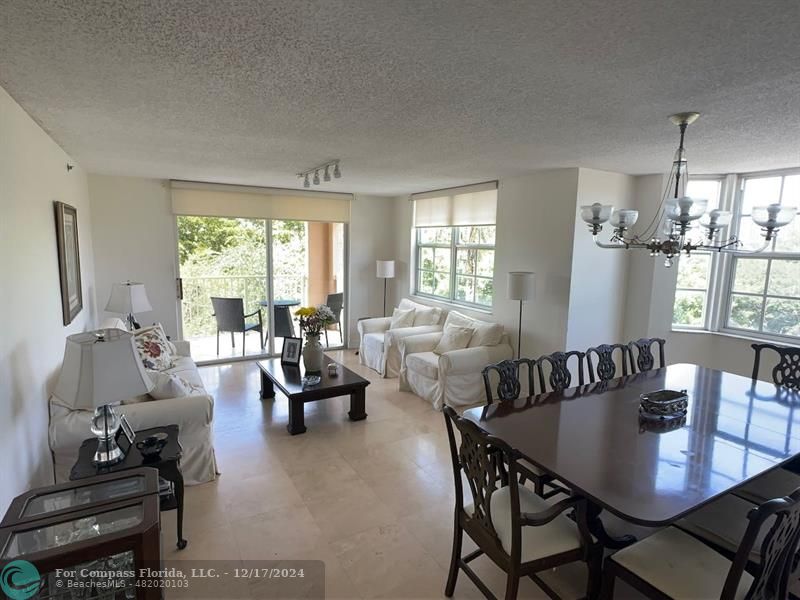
(593, 237, 650, 250)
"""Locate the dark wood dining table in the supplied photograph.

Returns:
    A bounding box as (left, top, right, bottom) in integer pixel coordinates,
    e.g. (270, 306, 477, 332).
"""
(462, 363, 800, 548)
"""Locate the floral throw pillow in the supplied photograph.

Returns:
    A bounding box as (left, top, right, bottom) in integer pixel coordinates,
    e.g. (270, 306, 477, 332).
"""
(134, 324, 174, 371)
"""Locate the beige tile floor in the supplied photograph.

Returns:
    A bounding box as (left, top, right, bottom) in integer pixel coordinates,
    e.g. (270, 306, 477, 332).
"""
(161, 350, 647, 599)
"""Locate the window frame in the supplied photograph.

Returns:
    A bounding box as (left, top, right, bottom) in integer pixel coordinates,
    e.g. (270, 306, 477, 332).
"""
(414, 224, 496, 310)
(671, 168, 800, 344)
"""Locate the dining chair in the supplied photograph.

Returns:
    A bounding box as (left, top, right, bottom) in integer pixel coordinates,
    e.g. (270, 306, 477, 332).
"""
(210, 297, 265, 356)
(628, 337, 666, 373)
(481, 358, 567, 499)
(752, 342, 800, 390)
(324, 292, 344, 347)
(586, 343, 633, 383)
(601, 488, 800, 600)
(535, 350, 585, 393)
(442, 406, 602, 600)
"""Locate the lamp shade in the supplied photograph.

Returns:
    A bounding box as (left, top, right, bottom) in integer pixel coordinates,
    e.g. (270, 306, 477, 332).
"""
(507, 271, 535, 301)
(376, 260, 396, 279)
(105, 282, 152, 314)
(54, 329, 153, 410)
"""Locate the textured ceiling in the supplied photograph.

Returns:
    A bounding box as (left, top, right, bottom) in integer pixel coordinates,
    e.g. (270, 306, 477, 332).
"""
(1, 1, 799, 196)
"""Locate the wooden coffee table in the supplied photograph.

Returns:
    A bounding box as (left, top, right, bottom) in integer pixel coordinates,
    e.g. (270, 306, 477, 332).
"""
(258, 356, 369, 435)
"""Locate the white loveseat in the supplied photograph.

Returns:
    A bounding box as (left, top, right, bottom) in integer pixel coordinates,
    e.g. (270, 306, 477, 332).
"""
(357, 298, 445, 378)
(49, 338, 218, 485)
(399, 311, 513, 410)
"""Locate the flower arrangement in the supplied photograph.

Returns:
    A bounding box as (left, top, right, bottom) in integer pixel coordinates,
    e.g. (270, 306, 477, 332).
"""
(295, 305, 335, 337)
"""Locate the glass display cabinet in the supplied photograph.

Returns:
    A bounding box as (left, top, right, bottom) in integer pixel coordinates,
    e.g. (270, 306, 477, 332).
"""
(0, 468, 162, 599)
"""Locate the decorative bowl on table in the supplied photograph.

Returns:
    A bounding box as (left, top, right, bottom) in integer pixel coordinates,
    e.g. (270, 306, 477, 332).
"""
(639, 389, 688, 420)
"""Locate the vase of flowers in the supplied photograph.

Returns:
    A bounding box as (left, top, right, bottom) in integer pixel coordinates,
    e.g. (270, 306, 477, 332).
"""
(295, 305, 335, 373)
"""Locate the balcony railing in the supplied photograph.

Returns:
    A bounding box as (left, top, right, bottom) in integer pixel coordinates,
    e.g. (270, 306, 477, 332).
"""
(181, 275, 307, 338)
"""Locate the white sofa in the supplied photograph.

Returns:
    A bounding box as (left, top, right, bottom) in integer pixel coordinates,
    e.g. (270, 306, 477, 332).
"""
(357, 298, 445, 378)
(49, 339, 218, 485)
(399, 311, 514, 410)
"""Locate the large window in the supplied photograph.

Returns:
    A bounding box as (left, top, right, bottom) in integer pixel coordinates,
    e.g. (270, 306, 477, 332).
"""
(726, 173, 800, 338)
(416, 226, 496, 307)
(411, 182, 498, 309)
(671, 170, 800, 341)
(672, 179, 722, 327)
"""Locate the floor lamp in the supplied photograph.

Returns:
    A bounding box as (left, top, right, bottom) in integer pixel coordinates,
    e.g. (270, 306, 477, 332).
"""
(507, 272, 535, 359)
(376, 260, 395, 317)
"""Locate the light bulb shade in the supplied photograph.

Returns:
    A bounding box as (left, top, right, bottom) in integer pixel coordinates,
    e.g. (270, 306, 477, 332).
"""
(580, 203, 612, 225)
(303, 174, 310, 188)
(105, 282, 152, 315)
(665, 196, 708, 223)
(376, 260, 395, 279)
(609, 208, 639, 229)
(752, 204, 796, 229)
(54, 329, 153, 410)
(507, 271, 535, 301)
(333, 163, 341, 178)
(700, 209, 732, 230)
(324, 166, 331, 182)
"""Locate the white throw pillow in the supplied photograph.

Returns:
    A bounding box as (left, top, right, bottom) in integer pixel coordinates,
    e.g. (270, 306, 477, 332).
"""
(413, 305, 442, 326)
(444, 310, 475, 330)
(133, 324, 175, 371)
(469, 321, 504, 348)
(434, 325, 474, 355)
(390, 308, 416, 329)
(147, 370, 190, 400)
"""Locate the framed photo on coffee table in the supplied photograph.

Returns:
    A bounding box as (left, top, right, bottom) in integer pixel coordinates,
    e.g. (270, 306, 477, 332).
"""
(281, 337, 302, 366)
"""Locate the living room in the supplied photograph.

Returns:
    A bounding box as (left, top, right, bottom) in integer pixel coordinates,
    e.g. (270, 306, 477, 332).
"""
(2, 2, 800, 599)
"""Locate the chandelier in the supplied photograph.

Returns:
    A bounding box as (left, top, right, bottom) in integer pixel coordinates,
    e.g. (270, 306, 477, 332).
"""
(580, 112, 796, 267)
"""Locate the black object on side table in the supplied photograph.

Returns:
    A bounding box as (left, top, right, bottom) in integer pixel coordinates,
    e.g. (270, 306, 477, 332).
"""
(70, 424, 187, 550)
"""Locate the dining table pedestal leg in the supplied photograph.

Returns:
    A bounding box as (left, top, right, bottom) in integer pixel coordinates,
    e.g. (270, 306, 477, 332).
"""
(586, 501, 636, 550)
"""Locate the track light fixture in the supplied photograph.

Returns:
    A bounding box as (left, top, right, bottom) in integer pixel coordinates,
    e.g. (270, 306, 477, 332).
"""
(298, 160, 341, 187)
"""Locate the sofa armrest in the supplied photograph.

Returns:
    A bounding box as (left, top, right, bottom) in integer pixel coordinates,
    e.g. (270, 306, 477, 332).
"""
(121, 394, 214, 430)
(399, 332, 443, 356)
(172, 340, 191, 357)
(357, 317, 392, 335)
(440, 344, 514, 375)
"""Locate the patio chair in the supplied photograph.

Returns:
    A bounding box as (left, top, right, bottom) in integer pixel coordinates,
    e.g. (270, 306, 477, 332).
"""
(210, 297, 264, 356)
(324, 292, 344, 347)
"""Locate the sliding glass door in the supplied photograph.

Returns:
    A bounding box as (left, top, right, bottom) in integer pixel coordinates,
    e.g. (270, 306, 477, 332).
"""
(176, 216, 346, 363)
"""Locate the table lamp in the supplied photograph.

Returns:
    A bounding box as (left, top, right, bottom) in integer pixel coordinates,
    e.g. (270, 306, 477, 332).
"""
(376, 260, 396, 317)
(54, 329, 153, 466)
(105, 281, 152, 330)
(507, 271, 535, 359)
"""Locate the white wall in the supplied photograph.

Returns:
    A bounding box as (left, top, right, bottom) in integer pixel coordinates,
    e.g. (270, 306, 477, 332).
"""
(390, 169, 581, 358)
(87, 175, 395, 349)
(0, 87, 98, 512)
(566, 169, 635, 351)
(347, 194, 396, 345)
(89, 176, 179, 337)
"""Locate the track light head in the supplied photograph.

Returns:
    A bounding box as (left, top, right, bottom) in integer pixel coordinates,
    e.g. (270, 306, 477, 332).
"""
(303, 174, 310, 188)
(313, 170, 320, 185)
(324, 165, 331, 182)
(333, 162, 341, 178)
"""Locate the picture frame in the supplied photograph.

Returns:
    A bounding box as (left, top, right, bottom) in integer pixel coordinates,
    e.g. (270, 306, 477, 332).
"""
(54, 201, 83, 325)
(118, 414, 136, 448)
(281, 336, 303, 366)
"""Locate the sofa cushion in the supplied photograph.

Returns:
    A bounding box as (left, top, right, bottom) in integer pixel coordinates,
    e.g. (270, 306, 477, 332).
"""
(390, 307, 415, 329)
(444, 310, 475, 330)
(406, 351, 440, 380)
(147, 370, 190, 400)
(468, 321, 504, 348)
(164, 357, 207, 394)
(412, 305, 442, 327)
(133, 324, 174, 371)
(434, 325, 474, 355)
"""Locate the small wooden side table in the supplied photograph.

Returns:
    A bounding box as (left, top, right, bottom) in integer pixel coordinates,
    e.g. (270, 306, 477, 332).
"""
(70, 424, 187, 549)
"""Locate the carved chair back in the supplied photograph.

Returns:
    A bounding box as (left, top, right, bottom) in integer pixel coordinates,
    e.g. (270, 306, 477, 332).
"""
(586, 343, 632, 383)
(482, 358, 537, 403)
(628, 337, 666, 373)
(536, 350, 585, 393)
(443, 406, 517, 543)
(723, 488, 800, 600)
(752, 343, 800, 391)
